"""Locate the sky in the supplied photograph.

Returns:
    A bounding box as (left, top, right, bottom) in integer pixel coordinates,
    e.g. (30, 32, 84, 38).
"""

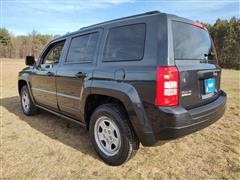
(1, 0, 240, 35)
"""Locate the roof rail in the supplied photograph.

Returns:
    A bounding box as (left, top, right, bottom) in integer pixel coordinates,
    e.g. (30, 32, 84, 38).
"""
(80, 11, 160, 30)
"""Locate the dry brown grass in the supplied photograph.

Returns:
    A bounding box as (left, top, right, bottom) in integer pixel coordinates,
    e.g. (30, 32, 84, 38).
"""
(1, 58, 240, 179)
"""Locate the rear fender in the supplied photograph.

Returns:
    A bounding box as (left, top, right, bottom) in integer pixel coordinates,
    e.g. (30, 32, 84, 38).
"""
(86, 80, 154, 144)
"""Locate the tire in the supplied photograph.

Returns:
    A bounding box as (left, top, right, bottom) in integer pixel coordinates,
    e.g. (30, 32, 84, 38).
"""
(20, 85, 38, 116)
(89, 103, 139, 166)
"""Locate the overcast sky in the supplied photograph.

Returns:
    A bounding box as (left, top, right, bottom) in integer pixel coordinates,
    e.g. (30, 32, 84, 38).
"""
(2, 0, 239, 35)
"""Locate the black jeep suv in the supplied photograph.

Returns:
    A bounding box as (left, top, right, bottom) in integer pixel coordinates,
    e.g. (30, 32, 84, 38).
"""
(18, 11, 227, 165)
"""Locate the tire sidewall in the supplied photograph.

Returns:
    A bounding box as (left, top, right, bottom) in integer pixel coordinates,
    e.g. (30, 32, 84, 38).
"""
(20, 86, 32, 115)
(89, 106, 131, 165)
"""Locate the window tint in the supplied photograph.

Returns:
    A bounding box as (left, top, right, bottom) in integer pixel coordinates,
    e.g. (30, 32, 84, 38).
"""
(43, 42, 64, 64)
(66, 32, 99, 63)
(173, 21, 216, 60)
(103, 24, 145, 61)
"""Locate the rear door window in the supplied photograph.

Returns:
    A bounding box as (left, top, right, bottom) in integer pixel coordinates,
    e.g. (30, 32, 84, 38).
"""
(103, 23, 146, 61)
(172, 21, 216, 60)
(66, 32, 99, 63)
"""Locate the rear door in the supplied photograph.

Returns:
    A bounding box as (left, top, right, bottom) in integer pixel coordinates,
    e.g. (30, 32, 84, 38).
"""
(56, 30, 100, 120)
(171, 20, 221, 109)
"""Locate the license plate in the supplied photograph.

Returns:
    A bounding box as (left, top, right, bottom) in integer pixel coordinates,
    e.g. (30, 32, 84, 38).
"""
(204, 78, 215, 94)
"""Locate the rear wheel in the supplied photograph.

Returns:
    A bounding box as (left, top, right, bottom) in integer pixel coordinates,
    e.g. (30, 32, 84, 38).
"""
(89, 104, 139, 166)
(20, 85, 38, 115)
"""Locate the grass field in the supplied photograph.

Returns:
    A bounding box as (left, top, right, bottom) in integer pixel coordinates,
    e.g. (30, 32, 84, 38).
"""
(1, 59, 240, 179)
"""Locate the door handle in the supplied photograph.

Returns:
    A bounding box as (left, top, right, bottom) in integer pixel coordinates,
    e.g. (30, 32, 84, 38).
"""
(47, 71, 54, 76)
(75, 72, 87, 78)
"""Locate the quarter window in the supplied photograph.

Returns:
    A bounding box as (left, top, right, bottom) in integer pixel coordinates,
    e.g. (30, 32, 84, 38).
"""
(103, 24, 146, 61)
(66, 32, 99, 63)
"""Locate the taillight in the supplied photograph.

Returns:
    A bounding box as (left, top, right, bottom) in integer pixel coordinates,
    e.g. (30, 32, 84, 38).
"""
(155, 66, 179, 107)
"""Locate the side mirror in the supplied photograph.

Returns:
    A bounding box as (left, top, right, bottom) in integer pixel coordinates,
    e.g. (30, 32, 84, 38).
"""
(25, 56, 36, 66)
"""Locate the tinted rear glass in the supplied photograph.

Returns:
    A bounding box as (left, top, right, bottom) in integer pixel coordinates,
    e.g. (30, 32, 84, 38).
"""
(173, 21, 216, 60)
(103, 23, 145, 61)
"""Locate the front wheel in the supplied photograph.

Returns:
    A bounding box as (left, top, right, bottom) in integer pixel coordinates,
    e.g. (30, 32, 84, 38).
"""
(20, 85, 38, 115)
(89, 104, 139, 166)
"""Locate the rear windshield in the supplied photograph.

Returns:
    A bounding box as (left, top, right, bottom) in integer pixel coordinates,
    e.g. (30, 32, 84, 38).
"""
(172, 21, 216, 60)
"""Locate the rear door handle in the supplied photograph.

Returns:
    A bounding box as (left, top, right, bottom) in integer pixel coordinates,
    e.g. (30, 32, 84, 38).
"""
(47, 71, 54, 76)
(75, 72, 87, 78)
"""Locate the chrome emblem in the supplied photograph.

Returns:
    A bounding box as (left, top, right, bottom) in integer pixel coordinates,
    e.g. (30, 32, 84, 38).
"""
(181, 90, 192, 97)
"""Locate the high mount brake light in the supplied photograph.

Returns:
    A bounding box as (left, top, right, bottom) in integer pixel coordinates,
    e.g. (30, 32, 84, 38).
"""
(155, 66, 179, 107)
(192, 22, 205, 29)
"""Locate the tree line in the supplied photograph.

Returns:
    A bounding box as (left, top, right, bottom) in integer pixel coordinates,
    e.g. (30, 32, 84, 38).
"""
(0, 29, 57, 59)
(0, 17, 239, 69)
(203, 17, 239, 69)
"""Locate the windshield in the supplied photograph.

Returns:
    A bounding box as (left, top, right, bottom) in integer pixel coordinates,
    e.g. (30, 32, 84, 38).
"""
(172, 21, 216, 60)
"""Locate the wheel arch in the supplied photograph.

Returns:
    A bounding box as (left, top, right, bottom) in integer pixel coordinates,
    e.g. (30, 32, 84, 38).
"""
(84, 94, 130, 129)
(18, 80, 28, 94)
(18, 73, 35, 104)
(82, 80, 154, 145)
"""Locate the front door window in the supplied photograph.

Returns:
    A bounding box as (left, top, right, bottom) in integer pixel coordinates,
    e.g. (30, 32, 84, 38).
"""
(41, 42, 64, 68)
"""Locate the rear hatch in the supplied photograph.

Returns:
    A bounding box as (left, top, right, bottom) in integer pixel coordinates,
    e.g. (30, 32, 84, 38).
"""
(171, 20, 221, 109)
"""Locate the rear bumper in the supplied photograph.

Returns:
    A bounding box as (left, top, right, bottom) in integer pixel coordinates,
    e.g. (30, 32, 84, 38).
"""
(141, 91, 227, 146)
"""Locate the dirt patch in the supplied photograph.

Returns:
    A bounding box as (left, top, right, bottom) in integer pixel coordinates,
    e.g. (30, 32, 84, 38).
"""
(1, 59, 240, 179)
